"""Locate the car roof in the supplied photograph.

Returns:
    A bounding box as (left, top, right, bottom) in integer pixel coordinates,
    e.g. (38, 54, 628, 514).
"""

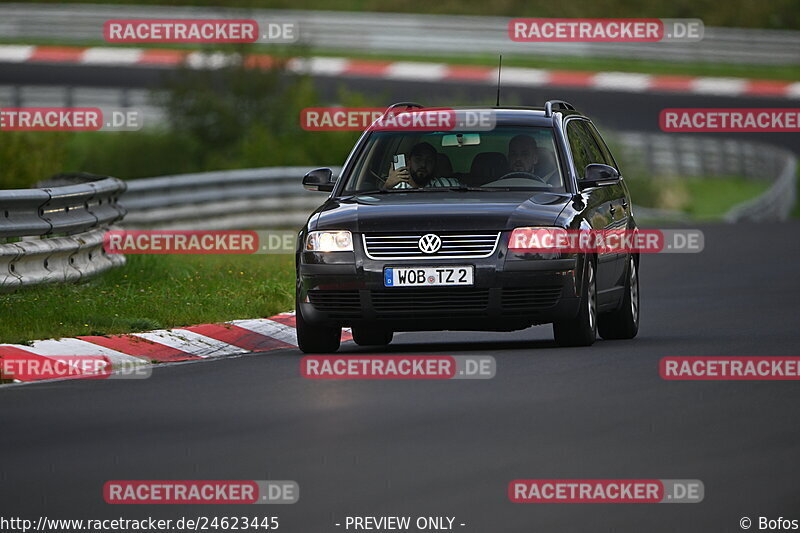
(410, 106, 586, 127)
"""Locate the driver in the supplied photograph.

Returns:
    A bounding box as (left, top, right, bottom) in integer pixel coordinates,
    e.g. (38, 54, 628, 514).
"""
(384, 142, 462, 189)
(508, 135, 538, 174)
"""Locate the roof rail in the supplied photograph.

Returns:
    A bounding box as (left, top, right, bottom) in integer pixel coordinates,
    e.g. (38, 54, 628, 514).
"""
(369, 102, 425, 130)
(544, 100, 576, 117)
(385, 102, 425, 113)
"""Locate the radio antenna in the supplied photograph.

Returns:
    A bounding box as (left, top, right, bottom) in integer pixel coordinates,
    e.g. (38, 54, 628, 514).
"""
(495, 55, 502, 106)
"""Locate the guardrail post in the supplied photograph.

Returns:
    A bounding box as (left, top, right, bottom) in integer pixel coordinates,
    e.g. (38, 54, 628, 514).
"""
(12, 85, 22, 107)
(64, 86, 74, 108)
(0, 242, 23, 291)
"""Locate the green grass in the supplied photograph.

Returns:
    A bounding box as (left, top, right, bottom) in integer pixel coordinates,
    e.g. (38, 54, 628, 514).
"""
(683, 177, 771, 218)
(0, 253, 295, 344)
(628, 176, 771, 218)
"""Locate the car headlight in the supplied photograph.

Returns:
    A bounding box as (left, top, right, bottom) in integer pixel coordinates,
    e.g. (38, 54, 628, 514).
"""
(509, 227, 566, 257)
(305, 231, 354, 252)
(509, 227, 566, 252)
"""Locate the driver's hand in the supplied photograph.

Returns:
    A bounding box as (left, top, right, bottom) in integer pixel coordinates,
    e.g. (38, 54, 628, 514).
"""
(384, 163, 410, 189)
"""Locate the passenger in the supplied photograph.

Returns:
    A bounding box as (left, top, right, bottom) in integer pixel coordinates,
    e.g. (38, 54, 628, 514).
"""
(384, 142, 462, 189)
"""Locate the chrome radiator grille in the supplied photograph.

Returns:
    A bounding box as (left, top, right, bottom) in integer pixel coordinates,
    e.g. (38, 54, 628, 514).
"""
(362, 232, 500, 260)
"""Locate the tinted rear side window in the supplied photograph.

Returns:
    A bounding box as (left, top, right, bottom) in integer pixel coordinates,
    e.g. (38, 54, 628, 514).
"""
(566, 120, 605, 179)
(585, 122, 617, 169)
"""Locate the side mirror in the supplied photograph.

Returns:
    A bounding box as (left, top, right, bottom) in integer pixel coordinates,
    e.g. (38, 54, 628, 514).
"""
(580, 164, 620, 189)
(303, 168, 334, 192)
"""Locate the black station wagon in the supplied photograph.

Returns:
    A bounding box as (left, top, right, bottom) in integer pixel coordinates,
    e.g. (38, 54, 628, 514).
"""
(295, 101, 639, 353)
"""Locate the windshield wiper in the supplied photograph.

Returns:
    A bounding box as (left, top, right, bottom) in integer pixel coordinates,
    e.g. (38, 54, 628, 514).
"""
(392, 186, 485, 192)
(349, 189, 392, 196)
(350, 186, 485, 195)
(443, 186, 486, 192)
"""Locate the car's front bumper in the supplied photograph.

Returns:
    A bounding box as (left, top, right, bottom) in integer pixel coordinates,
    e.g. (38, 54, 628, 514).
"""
(297, 239, 582, 331)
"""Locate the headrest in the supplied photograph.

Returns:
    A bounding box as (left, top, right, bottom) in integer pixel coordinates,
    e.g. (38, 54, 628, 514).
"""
(469, 152, 509, 185)
(435, 153, 453, 176)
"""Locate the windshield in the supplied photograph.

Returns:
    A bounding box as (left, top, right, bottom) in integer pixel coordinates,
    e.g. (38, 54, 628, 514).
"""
(341, 126, 565, 194)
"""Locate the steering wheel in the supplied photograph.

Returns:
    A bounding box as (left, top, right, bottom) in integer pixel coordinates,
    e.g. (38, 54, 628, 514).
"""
(494, 171, 548, 185)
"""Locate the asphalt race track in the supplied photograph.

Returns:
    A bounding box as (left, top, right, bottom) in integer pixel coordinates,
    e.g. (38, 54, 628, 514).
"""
(2, 62, 799, 154)
(1, 222, 799, 532)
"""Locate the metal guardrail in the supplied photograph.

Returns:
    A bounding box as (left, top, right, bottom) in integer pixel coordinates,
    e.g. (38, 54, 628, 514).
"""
(614, 133, 798, 221)
(122, 167, 339, 230)
(0, 176, 127, 289)
(1, 176, 127, 238)
(0, 228, 125, 289)
(725, 155, 798, 223)
(1, 4, 799, 65)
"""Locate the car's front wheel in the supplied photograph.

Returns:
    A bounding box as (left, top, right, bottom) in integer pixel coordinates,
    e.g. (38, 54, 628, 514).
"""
(598, 255, 640, 340)
(553, 258, 597, 347)
(296, 299, 342, 354)
(352, 326, 393, 346)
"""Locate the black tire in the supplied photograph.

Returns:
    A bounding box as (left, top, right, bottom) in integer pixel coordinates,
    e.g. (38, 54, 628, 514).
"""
(598, 255, 640, 340)
(352, 326, 393, 346)
(553, 258, 597, 347)
(296, 300, 341, 354)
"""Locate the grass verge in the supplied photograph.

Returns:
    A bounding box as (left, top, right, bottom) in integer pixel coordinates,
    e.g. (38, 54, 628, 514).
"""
(626, 176, 770, 219)
(0, 253, 295, 344)
(681, 177, 770, 218)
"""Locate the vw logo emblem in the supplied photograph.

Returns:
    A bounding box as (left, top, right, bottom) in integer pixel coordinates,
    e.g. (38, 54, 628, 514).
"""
(418, 234, 442, 254)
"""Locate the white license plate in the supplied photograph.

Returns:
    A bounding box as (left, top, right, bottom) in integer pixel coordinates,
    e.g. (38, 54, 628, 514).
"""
(384, 266, 474, 287)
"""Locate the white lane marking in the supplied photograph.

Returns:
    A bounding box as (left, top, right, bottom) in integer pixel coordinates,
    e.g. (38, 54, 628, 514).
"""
(592, 72, 652, 92)
(386, 62, 447, 81)
(287, 56, 348, 76)
(81, 47, 143, 65)
(785, 82, 800, 99)
(185, 51, 237, 70)
(691, 77, 747, 96)
(0, 45, 35, 62)
(131, 329, 244, 358)
(499, 67, 550, 87)
(230, 318, 298, 346)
